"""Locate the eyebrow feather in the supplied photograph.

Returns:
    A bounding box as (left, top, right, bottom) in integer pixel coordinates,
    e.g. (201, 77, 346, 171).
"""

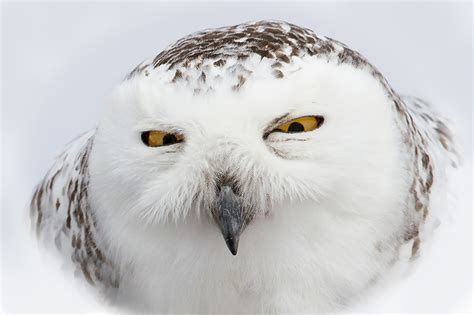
(262, 112, 291, 139)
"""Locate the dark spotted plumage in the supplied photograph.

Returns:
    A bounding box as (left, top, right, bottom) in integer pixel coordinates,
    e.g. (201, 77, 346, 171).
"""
(126, 20, 380, 93)
(30, 131, 119, 291)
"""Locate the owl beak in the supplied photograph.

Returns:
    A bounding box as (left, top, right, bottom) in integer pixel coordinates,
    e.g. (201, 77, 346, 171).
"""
(215, 185, 245, 256)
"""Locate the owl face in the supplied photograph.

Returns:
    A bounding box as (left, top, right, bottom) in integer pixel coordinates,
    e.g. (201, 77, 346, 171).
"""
(89, 57, 407, 256)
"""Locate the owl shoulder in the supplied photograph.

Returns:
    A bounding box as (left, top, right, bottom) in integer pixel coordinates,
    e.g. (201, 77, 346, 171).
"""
(30, 130, 119, 290)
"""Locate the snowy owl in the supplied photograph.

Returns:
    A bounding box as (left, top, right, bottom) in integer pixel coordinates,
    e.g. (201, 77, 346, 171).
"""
(30, 20, 457, 312)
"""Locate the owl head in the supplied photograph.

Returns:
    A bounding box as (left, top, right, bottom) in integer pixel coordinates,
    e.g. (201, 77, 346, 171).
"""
(88, 21, 408, 260)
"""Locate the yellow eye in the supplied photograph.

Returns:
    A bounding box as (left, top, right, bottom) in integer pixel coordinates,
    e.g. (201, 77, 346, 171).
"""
(276, 116, 324, 133)
(141, 130, 184, 147)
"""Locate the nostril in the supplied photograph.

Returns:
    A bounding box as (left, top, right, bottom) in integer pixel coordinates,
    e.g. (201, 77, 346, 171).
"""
(216, 174, 240, 195)
(230, 182, 240, 196)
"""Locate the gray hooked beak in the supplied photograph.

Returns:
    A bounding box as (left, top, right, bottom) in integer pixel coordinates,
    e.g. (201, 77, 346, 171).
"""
(215, 185, 245, 256)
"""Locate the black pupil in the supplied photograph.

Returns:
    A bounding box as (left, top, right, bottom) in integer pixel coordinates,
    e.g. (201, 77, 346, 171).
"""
(288, 122, 305, 132)
(162, 134, 177, 145)
(141, 132, 149, 145)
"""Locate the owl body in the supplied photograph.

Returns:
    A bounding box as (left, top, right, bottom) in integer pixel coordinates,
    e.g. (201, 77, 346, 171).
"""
(30, 21, 456, 312)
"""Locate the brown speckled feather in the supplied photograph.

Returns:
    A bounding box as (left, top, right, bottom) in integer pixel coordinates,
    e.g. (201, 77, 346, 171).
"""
(30, 131, 119, 290)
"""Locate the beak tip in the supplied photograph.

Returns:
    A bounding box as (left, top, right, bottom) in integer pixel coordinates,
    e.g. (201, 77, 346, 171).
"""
(225, 237, 239, 256)
(216, 185, 244, 256)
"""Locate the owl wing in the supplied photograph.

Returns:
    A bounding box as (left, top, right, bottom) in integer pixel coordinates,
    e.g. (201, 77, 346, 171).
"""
(403, 96, 459, 167)
(30, 130, 119, 290)
(394, 95, 460, 261)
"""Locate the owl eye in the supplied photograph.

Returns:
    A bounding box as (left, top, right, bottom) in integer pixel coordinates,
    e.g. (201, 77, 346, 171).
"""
(141, 130, 184, 147)
(275, 116, 324, 133)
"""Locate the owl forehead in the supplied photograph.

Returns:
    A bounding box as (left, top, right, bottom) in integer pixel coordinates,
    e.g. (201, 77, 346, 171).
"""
(126, 20, 375, 94)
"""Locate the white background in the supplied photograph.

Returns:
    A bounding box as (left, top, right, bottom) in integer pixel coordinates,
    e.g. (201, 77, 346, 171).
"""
(1, 1, 472, 313)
